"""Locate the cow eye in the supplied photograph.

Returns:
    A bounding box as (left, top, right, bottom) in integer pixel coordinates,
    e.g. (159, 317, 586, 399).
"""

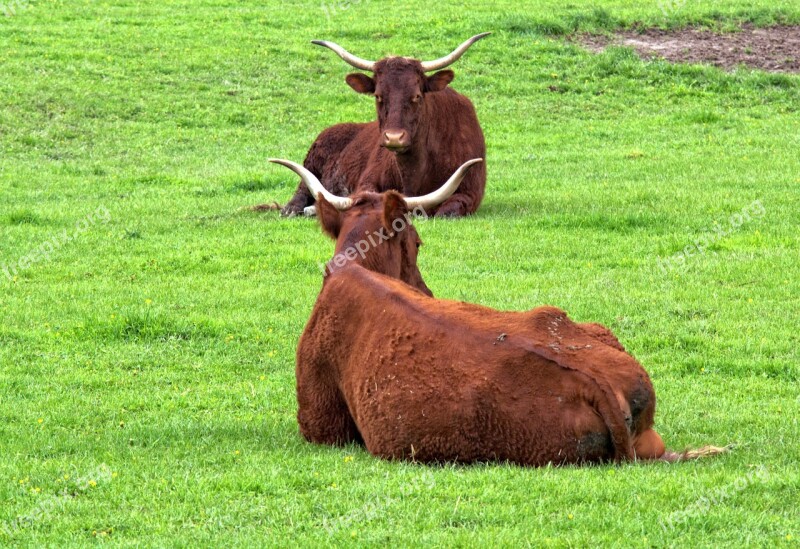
(415, 240, 421, 249)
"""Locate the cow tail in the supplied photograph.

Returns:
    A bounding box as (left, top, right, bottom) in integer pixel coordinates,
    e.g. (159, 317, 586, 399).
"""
(660, 445, 730, 462)
(584, 376, 634, 463)
(537, 354, 633, 462)
(549, 363, 633, 462)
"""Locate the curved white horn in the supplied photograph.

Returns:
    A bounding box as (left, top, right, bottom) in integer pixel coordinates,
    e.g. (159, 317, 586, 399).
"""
(404, 159, 483, 210)
(420, 32, 491, 72)
(311, 40, 376, 71)
(269, 159, 353, 210)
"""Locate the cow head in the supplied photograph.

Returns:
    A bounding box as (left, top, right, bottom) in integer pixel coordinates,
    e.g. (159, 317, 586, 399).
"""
(312, 33, 490, 154)
(269, 158, 483, 295)
(316, 191, 431, 294)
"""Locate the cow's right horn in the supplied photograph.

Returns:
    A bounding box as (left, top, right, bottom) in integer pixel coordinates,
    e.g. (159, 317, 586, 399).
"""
(269, 159, 353, 211)
(420, 32, 491, 72)
(311, 40, 376, 71)
(403, 158, 483, 210)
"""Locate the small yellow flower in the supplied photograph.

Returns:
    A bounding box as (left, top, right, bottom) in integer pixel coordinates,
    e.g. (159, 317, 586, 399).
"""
(37, 418, 43, 424)
(145, 298, 152, 305)
(330, 482, 338, 489)
(88, 480, 97, 487)
(63, 474, 69, 480)
(344, 456, 353, 463)
(786, 534, 792, 541)
(268, 351, 276, 358)
(568, 513, 574, 520)
(259, 375, 265, 381)
(112, 472, 118, 478)
(748, 298, 753, 304)
(234, 450, 240, 455)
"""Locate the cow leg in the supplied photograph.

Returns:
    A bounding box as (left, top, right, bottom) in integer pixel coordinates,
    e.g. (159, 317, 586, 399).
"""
(280, 132, 334, 216)
(296, 373, 362, 446)
(432, 194, 469, 218)
(281, 182, 314, 217)
(282, 123, 364, 216)
(281, 150, 321, 217)
(433, 163, 485, 218)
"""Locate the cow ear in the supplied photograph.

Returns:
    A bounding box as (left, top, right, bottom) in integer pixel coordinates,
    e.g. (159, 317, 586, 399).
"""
(345, 73, 376, 94)
(382, 191, 409, 235)
(316, 195, 342, 239)
(425, 70, 454, 92)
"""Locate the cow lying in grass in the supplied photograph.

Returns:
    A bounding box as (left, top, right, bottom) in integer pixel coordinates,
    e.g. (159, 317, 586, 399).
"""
(280, 34, 489, 218)
(272, 158, 726, 465)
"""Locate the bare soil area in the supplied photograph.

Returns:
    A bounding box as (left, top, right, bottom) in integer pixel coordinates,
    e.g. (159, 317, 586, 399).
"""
(580, 24, 800, 73)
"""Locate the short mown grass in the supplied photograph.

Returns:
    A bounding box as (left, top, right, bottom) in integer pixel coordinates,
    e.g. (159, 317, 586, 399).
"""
(1, 0, 799, 546)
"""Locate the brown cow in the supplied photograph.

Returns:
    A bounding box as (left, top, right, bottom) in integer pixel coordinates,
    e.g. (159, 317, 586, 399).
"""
(280, 34, 489, 218)
(273, 159, 727, 465)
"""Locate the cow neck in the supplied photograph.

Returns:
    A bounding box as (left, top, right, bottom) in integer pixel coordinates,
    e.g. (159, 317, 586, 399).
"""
(323, 261, 393, 290)
(324, 224, 396, 281)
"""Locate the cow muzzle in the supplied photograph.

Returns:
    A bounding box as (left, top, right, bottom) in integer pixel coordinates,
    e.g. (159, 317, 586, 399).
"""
(382, 130, 410, 153)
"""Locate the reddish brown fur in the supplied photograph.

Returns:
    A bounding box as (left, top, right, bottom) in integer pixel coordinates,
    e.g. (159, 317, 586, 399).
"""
(282, 57, 486, 218)
(295, 193, 726, 465)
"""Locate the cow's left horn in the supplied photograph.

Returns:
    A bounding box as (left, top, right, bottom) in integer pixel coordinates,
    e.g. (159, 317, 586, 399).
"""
(420, 32, 491, 72)
(403, 158, 483, 210)
(311, 40, 376, 71)
(269, 159, 353, 211)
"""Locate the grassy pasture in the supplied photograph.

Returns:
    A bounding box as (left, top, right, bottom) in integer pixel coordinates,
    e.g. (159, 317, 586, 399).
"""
(1, 0, 799, 546)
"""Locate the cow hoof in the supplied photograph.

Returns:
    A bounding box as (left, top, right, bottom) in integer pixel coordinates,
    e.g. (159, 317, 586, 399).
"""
(280, 205, 302, 217)
(434, 208, 463, 218)
(303, 206, 317, 217)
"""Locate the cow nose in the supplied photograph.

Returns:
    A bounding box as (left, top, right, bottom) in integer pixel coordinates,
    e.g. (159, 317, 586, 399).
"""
(383, 131, 408, 149)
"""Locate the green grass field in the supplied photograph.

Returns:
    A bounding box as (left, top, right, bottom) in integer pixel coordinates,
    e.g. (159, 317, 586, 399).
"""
(2, 0, 799, 546)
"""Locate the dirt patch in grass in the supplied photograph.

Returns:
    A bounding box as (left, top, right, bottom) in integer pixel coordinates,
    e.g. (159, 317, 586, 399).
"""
(580, 24, 800, 73)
